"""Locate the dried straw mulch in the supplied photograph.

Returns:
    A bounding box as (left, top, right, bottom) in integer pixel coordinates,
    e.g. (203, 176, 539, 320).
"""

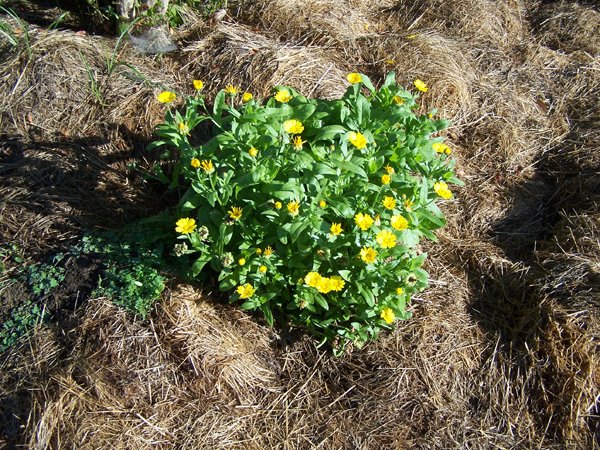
(0, 0, 599, 448)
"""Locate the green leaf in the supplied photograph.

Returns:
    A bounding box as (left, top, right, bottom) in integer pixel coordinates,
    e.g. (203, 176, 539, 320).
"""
(356, 282, 375, 307)
(330, 159, 368, 180)
(213, 91, 226, 120)
(315, 295, 329, 311)
(190, 254, 211, 277)
(312, 125, 347, 142)
(259, 303, 274, 326)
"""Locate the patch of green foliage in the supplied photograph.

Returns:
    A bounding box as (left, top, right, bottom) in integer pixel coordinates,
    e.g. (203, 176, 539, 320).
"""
(26, 256, 66, 297)
(80, 230, 169, 319)
(0, 300, 46, 353)
(150, 72, 462, 354)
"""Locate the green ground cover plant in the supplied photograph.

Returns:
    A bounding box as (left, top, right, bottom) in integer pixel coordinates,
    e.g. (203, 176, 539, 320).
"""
(151, 72, 461, 353)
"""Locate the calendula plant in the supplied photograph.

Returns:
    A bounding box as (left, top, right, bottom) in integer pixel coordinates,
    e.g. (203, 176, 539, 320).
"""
(150, 72, 461, 354)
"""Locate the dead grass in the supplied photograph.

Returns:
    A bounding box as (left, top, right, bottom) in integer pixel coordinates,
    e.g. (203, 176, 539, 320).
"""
(0, 0, 599, 448)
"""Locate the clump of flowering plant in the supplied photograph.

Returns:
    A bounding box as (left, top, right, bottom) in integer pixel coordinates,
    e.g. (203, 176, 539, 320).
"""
(150, 72, 461, 354)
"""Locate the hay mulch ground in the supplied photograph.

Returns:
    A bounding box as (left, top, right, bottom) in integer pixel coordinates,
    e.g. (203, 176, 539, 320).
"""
(0, 0, 599, 448)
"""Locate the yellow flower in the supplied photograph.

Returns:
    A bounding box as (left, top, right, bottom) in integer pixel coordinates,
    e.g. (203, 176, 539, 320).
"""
(305, 271, 322, 288)
(283, 119, 304, 134)
(434, 181, 453, 199)
(330, 223, 343, 236)
(274, 89, 293, 103)
(396, 287, 404, 295)
(402, 195, 414, 211)
(259, 265, 267, 273)
(354, 212, 374, 231)
(178, 122, 189, 134)
(242, 92, 253, 102)
(329, 276, 345, 292)
(385, 165, 395, 175)
(376, 229, 397, 249)
(348, 131, 367, 149)
(263, 246, 274, 257)
(316, 277, 333, 294)
(193, 79, 204, 90)
(392, 95, 404, 105)
(382, 196, 397, 210)
(293, 135, 305, 150)
(238, 258, 246, 266)
(319, 200, 327, 208)
(175, 217, 196, 234)
(385, 58, 396, 65)
(380, 307, 395, 324)
(346, 72, 362, 84)
(157, 91, 176, 103)
(200, 160, 214, 173)
(190, 158, 201, 169)
(224, 84, 239, 95)
(256, 248, 262, 255)
(381, 174, 391, 185)
(360, 247, 377, 264)
(414, 79, 428, 92)
(391, 215, 409, 231)
(249, 147, 259, 157)
(236, 283, 255, 299)
(274, 201, 282, 210)
(287, 201, 300, 216)
(228, 206, 243, 220)
(432, 142, 452, 155)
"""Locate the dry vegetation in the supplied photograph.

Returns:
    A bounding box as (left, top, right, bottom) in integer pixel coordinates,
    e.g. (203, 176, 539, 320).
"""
(0, 0, 599, 448)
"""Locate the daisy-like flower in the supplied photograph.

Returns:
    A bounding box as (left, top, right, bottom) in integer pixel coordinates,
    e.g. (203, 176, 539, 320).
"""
(157, 91, 176, 103)
(263, 246, 274, 257)
(224, 84, 239, 95)
(200, 160, 214, 173)
(414, 79, 428, 92)
(381, 174, 391, 185)
(434, 181, 453, 199)
(360, 247, 377, 264)
(391, 215, 409, 231)
(354, 212, 374, 231)
(382, 196, 397, 210)
(190, 158, 201, 169)
(392, 95, 405, 105)
(236, 283, 255, 299)
(316, 277, 334, 294)
(283, 119, 304, 134)
(330, 223, 343, 236)
(249, 147, 259, 157)
(287, 200, 300, 216)
(403, 195, 414, 211)
(380, 307, 395, 324)
(293, 135, 305, 150)
(259, 265, 267, 273)
(376, 229, 397, 249)
(274, 89, 293, 103)
(305, 271, 322, 288)
(319, 200, 327, 208)
(242, 92, 253, 102)
(329, 276, 345, 292)
(432, 142, 452, 155)
(346, 72, 362, 84)
(193, 79, 204, 90)
(228, 206, 243, 220)
(175, 217, 196, 234)
(348, 131, 367, 149)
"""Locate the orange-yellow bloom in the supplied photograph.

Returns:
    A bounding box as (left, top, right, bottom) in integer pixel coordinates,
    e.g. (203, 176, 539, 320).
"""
(376, 229, 397, 249)
(330, 223, 343, 236)
(380, 307, 395, 324)
(354, 212, 374, 231)
(274, 89, 293, 103)
(414, 79, 428, 92)
(348, 131, 367, 149)
(434, 181, 453, 199)
(346, 72, 362, 84)
(381, 174, 391, 185)
(391, 215, 409, 231)
(382, 196, 397, 210)
(157, 91, 176, 103)
(283, 119, 304, 134)
(200, 160, 214, 173)
(242, 92, 253, 102)
(190, 158, 201, 169)
(287, 201, 300, 216)
(175, 217, 196, 234)
(193, 80, 204, 90)
(228, 206, 243, 220)
(236, 283, 255, 299)
(360, 247, 377, 264)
